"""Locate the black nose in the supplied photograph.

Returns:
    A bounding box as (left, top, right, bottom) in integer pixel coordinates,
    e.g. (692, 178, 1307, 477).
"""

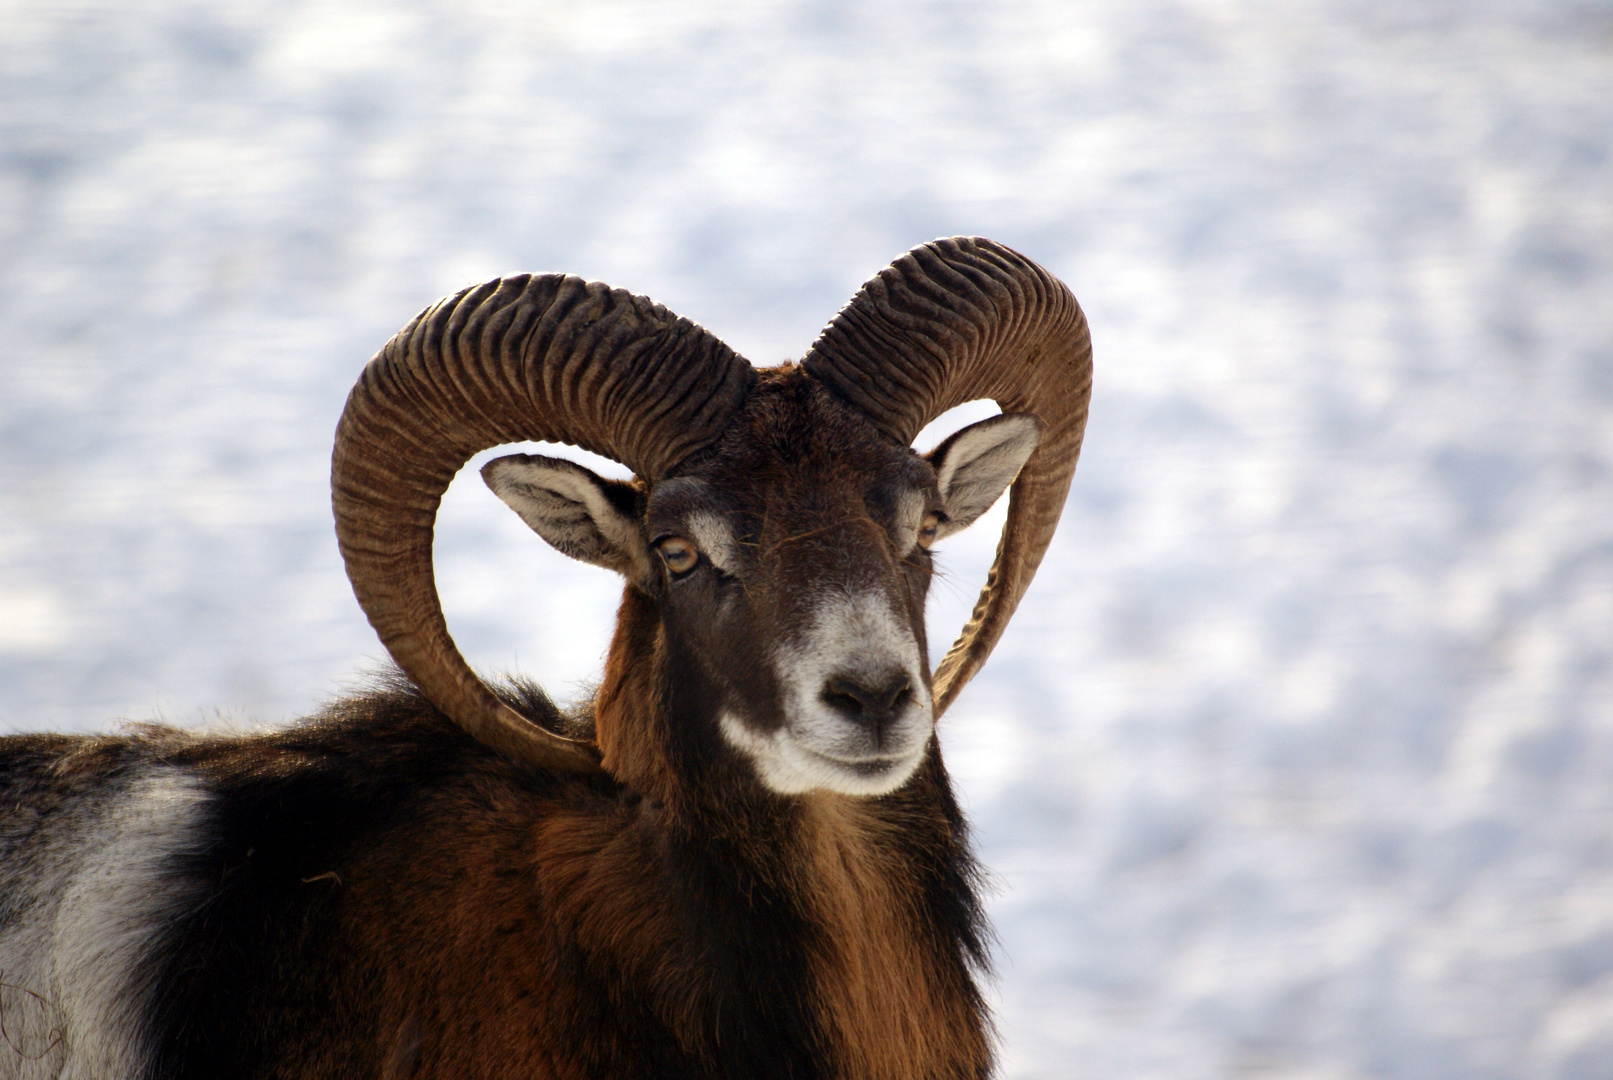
(821, 673, 914, 742)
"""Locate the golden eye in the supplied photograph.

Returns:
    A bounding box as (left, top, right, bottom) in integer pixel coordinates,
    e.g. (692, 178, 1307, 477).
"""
(655, 536, 699, 575)
(916, 512, 942, 549)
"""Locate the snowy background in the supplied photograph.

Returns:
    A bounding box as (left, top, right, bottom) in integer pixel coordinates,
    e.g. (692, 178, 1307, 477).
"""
(3, 1, 1612, 1076)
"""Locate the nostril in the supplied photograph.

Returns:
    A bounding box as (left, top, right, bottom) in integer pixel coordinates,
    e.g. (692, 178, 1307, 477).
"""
(823, 678, 872, 719)
(823, 684, 866, 717)
(821, 674, 913, 730)
(881, 679, 912, 714)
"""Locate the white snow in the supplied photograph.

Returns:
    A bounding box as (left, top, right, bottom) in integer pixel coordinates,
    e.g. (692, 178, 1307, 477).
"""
(3, 1, 1611, 1076)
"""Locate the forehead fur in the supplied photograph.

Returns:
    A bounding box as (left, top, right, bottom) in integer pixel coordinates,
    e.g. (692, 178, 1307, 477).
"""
(674, 365, 930, 510)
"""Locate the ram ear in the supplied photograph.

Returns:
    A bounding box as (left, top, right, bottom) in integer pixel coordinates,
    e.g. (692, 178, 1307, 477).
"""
(923, 413, 1040, 541)
(482, 454, 653, 587)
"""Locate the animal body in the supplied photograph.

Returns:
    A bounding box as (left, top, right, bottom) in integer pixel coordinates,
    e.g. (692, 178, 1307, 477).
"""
(0, 237, 1091, 1079)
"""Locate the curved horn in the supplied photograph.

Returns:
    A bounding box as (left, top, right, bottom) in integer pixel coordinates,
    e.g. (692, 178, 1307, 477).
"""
(800, 237, 1092, 715)
(333, 274, 755, 774)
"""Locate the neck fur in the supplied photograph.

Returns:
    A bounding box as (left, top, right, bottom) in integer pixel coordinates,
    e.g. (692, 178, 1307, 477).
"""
(584, 585, 992, 1077)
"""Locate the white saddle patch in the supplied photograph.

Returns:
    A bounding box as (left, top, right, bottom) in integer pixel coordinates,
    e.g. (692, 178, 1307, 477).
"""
(0, 765, 212, 1079)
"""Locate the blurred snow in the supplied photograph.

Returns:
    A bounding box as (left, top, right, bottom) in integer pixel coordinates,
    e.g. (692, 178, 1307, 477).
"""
(3, 1, 1611, 1075)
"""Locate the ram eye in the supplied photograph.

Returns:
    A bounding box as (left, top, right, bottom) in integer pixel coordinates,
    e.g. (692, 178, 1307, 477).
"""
(916, 512, 942, 550)
(655, 536, 700, 576)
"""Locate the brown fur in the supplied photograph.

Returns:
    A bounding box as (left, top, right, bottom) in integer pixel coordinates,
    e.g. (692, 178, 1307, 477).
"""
(273, 719, 984, 1078)
(796, 795, 991, 1079)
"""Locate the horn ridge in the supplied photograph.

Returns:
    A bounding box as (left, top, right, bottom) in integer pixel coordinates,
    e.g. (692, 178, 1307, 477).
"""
(333, 273, 755, 774)
(442, 280, 537, 445)
(465, 276, 543, 424)
(800, 236, 1092, 714)
(612, 327, 699, 437)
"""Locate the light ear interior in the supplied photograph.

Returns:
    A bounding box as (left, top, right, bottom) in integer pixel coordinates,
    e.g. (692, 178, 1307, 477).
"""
(482, 454, 652, 584)
(925, 414, 1040, 540)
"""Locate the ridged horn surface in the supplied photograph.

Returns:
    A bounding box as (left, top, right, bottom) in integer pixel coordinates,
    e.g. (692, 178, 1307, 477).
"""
(333, 274, 755, 774)
(801, 237, 1092, 715)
